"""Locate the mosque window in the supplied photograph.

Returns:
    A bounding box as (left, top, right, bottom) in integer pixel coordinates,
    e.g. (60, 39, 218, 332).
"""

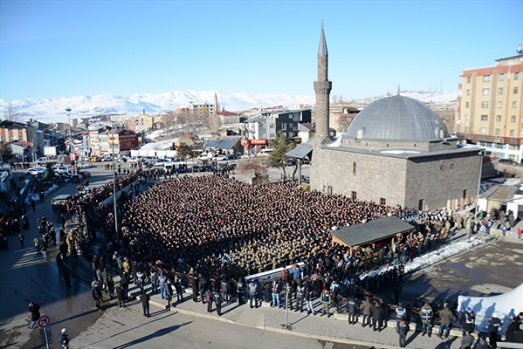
(483, 75, 490, 82)
(353, 162, 356, 175)
(495, 129, 500, 136)
(514, 87, 519, 94)
(482, 88, 490, 95)
(500, 74, 504, 81)
(497, 102, 503, 109)
(510, 130, 515, 137)
(481, 102, 489, 108)
(499, 88, 504, 95)
(511, 115, 516, 123)
(515, 72, 520, 80)
(481, 115, 488, 121)
(496, 115, 501, 122)
(480, 128, 487, 134)
(513, 101, 518, 109)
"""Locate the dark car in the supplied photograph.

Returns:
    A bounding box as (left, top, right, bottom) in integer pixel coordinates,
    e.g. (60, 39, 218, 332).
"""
(203, 164, 213, 172)
(0, 234, 8, 251)
(77, 170, 91, 178)
(191, 165, 200, 173)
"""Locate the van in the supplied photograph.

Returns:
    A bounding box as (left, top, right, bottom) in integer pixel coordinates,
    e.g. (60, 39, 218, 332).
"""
(51, 194, 72, 213)
(260, 148, 274, 156)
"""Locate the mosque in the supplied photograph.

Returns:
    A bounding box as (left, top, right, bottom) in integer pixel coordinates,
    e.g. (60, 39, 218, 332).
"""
(294, 26, 482, 211)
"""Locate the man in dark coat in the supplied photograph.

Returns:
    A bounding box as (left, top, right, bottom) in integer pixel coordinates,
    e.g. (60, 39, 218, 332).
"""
(213, 289, 223, 316)
(347, 296, 358, 325)
(141, 289, 150, 317)
(165, 279, 173, 310)
(28, 301, 40, 329)
(487, 313, 502, 348)
(372, 301, 385, 332)
(116, 284, 126, 307)
(92, 282, 102, 311)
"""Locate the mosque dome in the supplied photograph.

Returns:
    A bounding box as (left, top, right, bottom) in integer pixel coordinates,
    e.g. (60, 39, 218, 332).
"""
(344, 95, 450, 142)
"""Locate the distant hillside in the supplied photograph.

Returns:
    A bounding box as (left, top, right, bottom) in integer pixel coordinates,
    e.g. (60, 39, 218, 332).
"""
(0, 89, 458, 124)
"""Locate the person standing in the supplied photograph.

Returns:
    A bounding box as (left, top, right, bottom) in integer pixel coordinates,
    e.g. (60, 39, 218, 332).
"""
(18, 233, 25, 248)
(141, 289, 150, 317)
(174, 274, 183, 303)
(205, 289, 213, 313)
(438, 302, 453, 339)
(395, 302, 407, 333)
(165, 279, 173, 310)
(236, 277, 244, 305)
(321, 288, 332, 317)
(271, 279, 281, 308)
(116, 284, 126, 308)
(420, 302, 434, 336)
(305, 284, 316, 315)
(398, 319, 409, 347)
(463, 307, 476, 335)
(347, 296, 358, 325)
(248, 279, 258, 309)
(372, 301, 385, 332)
(213, 288, 223, 316)
(487, 313, 502, 348)
(92, 282, 102, 311)
(28, 301, 41, 329)
(159, 271, 167, 300)
(361, 297, 373, 328)
(296, 282, 305, 313)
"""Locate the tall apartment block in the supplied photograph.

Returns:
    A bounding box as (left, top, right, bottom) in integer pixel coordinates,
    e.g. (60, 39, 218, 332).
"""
(457, 45, 523, 162)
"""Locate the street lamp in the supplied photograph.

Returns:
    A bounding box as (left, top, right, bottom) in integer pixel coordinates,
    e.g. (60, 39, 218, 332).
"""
(110, 126, 119, 239)
(65, 108, 72, 154)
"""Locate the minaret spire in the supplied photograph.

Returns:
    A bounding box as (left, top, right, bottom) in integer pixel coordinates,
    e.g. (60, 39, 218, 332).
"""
(313, 23, 332, 144)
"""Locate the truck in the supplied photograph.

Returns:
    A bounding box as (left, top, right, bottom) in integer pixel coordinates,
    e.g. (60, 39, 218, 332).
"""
(43, 146, 57, 157)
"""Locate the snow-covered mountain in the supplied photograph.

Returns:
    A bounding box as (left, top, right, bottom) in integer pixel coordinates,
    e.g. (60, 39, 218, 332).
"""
(0, 89, 459, 124)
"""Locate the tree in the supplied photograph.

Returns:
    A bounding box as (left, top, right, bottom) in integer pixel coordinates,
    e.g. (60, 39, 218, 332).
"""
(0, 142, 14, 163)
(176, 142, 193, 159)
(2, 107, 22, 122)
(269, 131, 295, 182)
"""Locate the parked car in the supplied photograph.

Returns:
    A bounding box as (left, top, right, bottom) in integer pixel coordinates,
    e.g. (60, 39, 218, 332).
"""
(100, 156, 114, 162)
(214, 155, 227, 161)
(77, 170, 91, 178)
(26, 166, 46, 176)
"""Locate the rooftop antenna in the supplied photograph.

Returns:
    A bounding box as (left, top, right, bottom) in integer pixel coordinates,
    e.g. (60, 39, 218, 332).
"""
(397, 85, 400, 96)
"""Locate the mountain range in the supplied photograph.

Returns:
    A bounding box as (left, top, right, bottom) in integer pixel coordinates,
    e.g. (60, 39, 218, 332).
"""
(0, 89, 459, 124)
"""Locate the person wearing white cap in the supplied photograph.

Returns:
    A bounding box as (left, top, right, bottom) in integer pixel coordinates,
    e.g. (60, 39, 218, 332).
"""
(487, 313, 502, 349)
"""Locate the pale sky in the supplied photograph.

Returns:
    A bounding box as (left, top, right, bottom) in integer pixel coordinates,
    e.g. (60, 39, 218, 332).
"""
(0, 0, 522, 101)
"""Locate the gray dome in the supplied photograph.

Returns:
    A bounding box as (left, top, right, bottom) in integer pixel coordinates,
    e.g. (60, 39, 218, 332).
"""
(344, 95, 450, 141)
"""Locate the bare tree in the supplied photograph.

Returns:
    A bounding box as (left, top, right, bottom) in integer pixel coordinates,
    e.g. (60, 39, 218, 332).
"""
(2, 107, 22, 122)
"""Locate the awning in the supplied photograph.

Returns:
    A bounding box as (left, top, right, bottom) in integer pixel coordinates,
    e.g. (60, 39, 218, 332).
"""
(286, 144, 312, 159)
(331, 216, 415, 247)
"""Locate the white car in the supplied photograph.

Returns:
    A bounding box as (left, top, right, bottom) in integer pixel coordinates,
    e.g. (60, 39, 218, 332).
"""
(214, 155, 227, 161)
(26, 166, 46, 176)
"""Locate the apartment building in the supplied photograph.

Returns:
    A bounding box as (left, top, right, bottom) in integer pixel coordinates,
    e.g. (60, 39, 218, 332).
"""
(457, 46, 523, 162)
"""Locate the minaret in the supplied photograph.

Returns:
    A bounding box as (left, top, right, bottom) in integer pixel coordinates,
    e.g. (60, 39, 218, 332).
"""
(214, 92, 220, 114)
(313, 23, 332, 145)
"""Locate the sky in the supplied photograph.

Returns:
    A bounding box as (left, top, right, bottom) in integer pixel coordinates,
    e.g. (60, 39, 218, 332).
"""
(0, 0, 522, 102)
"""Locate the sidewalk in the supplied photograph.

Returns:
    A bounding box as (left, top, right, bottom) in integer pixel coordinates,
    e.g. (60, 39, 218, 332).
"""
(73, 237, 477, 349)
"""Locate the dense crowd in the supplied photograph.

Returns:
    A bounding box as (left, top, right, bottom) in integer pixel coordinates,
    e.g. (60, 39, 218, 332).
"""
(116, 175, 460, 285)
